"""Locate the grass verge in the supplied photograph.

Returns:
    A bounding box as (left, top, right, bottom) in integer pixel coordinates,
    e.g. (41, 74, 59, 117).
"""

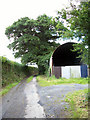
(0, 76, 33, 97)
(0, 82, 20, 97)
(36, 75, 89, 86)
(26, 76, 33, 83)
(65, 89, 89, 118)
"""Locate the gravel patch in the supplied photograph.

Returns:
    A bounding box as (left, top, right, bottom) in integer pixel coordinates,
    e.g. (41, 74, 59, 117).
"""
(37, 83, 88, 118)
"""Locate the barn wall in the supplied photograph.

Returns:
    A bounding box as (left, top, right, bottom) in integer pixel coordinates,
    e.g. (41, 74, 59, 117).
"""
(81, 64, 88, 78)
(50, 56, 53, 76)
(70, 66, 81, 78)
(52, 65, 88, 79)
(53, 66, 61, 78)
(88, 67, 90, 77)
(61, 66, 71, 79)
(61, 66, 81, 79)
(52, 65, 83, 79)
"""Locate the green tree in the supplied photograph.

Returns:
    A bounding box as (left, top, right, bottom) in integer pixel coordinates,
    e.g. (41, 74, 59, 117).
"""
(5, 14, 66, 74)
(57, 1, 90, 75)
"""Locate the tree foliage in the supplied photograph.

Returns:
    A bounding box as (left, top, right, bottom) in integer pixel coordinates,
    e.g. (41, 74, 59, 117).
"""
(5, 14, 66, 74)
(57, 1, 90, 66)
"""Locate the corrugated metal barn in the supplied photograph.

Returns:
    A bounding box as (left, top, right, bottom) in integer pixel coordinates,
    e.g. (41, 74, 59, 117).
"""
(50, 42, 88, 79)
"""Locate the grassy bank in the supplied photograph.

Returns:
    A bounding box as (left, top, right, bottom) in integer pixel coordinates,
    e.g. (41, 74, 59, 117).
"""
(65, 89, 89, 118)
(36, 75, 89, 86)
(0, 56, 38, 87)
(26, 76, 33, 83)
(0, 82, 19, 97)
(0, 76, 33, 96)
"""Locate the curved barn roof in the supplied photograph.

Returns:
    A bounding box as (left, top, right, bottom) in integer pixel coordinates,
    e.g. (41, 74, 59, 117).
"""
(52, 42, 82, 66)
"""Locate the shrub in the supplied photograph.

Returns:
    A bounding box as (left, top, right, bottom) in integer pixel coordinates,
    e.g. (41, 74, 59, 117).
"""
(0, 56, 38, 87)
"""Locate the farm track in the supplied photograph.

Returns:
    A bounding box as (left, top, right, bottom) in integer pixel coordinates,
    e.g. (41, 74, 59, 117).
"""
(0, 77, 88, 119)
(1, 77, 45, 118)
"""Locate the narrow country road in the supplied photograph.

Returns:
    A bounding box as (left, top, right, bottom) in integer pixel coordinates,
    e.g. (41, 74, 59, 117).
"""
(0, 77, 88, 119)
(1, 77, 45, 118)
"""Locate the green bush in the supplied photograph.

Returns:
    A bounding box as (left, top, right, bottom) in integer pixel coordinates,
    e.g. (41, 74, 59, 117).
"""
(0, 56, 38, 87)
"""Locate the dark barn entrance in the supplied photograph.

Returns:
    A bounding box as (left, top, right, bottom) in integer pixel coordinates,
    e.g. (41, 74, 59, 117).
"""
(52, 42, 82, 78)
(52, 42, 81, 66)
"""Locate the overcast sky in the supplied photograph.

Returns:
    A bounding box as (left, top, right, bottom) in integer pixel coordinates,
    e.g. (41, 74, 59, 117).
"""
(0, 0, 72, 63)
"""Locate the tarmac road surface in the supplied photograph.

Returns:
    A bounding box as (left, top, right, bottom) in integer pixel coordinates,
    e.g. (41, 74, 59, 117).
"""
(1, 77, 45, 118)
(0, 77, 88, 119)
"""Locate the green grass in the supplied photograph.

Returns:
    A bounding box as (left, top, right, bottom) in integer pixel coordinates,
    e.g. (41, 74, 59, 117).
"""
(0, 82, 20, 97)
(26, 76, 33, 83)
(65, 89, 89, 118)
(0, 76, 33, 97)
(36, 75, 89, 86)
(1, 56, 38, 87)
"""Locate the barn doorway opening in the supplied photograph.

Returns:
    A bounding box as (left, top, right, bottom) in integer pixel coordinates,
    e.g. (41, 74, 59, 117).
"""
(52, 42, 81, 66)
(51, 42, 88, 78)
